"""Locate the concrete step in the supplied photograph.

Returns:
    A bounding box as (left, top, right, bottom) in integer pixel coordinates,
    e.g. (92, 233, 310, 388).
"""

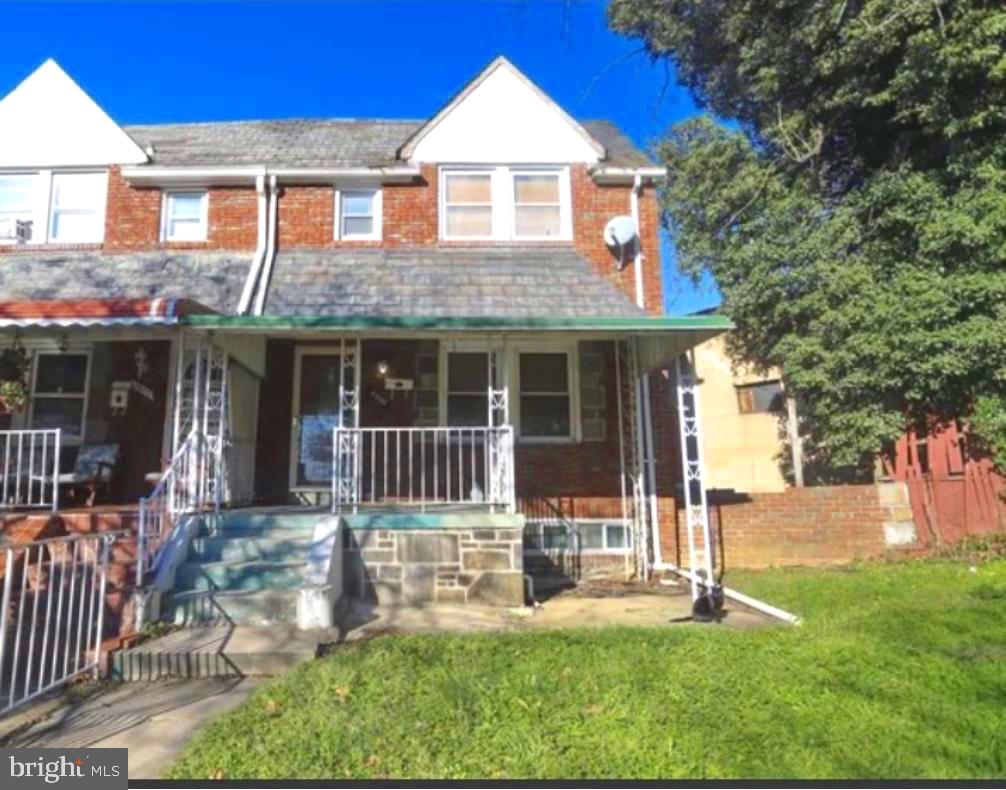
(161, 588, 298, 626)
(175, 560, 304, 593)
(189, 534, 319, 563)
(204, 510, 324, 533)
(112, 625, 319, 680)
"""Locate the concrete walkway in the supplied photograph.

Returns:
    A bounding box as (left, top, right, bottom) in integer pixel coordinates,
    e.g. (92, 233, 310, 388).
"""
(8, 677, 262, 779)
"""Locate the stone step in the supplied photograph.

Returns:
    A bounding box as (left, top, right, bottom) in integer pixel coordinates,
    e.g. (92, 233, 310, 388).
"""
(205, 510, 324, 533)
(175, 560, 304, 592)
(112, 625, 320, 680)
(188, 534, 319, 563)
(161, 588, 298, 626)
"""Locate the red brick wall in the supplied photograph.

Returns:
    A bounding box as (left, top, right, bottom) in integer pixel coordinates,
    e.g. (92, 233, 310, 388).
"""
(104, 168, 258, 251)
(661, 485, 892, 570)
(1, 165, 666, 316)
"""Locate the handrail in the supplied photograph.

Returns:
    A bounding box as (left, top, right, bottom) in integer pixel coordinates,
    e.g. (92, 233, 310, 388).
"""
(0, 429, 61, 512)
(136, 430, 205, 586)
(332, 425, 515, 514)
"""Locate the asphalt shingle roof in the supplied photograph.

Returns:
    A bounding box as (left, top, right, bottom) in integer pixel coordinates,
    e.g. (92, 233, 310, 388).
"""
(262, 247, 646, 319)
(0, 252, 252, 314)
(123, 119, 654, 169)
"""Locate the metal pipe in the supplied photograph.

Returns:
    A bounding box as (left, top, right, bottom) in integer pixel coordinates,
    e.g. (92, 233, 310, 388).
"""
(252, 175, 280, 316)
(653, 562, 801, 626)
(237, 173, 269, 315)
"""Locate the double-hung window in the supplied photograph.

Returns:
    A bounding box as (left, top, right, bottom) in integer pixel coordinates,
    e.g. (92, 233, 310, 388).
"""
(518, 351, 573, 440)
(0, 175, 36, 242)
(162, 191, 208, 241)
(440, 166, 569, 241)
(30, 352, 90, 443)
(446, 352, 489, 427)
(49, 172, 107, 244)
(336, 189, 381, 240)
(442, 172, 493, 239)
(512, 172, 562, 238)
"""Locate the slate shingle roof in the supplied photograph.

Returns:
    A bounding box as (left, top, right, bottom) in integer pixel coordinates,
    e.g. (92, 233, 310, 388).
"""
(123, 119, 654, 169)
(263, 247, 645, 319)
(0, 252, 252, 314)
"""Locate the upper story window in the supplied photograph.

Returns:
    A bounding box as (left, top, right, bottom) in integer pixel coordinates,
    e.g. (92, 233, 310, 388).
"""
(0, 175, 35, 242)
(512, 172, 561, 238)
(49, 172, 107, 244)
(162, 191, 208, 242)
(0, 170, 107, 245)
(336, 188, 381, 240)
(736, 380, 784, 415)
(443, 172, 493, 239)
(439, 166, 571, 242)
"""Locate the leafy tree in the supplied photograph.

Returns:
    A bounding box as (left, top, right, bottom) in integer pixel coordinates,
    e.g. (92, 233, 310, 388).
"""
(609, 0, 1006, 469)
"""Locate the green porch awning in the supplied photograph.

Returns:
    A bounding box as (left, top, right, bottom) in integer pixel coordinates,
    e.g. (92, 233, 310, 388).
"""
(181, 313, 732, 333)
(182, 313, 733, 372)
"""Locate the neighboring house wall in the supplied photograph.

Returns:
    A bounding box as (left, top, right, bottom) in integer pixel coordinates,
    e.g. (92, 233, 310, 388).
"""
(694, 334, 788, 494)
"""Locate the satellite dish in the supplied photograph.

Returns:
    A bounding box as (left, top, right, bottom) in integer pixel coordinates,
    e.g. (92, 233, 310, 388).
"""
(603, 215, 638, 270)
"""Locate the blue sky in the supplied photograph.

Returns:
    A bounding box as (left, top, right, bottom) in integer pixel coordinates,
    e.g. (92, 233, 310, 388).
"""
(0, 0, 721, 314)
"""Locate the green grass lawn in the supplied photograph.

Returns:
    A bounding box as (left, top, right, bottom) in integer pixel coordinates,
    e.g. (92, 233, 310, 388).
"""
(166, 558, 1006, 780)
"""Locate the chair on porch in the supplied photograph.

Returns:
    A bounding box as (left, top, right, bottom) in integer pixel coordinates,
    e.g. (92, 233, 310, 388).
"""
(59, 443, 120, 507)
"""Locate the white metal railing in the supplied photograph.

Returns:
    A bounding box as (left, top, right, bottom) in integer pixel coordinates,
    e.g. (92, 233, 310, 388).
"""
(136, 430, 215, 586)
(0, 430, 61, 512)
(332, 426, 515, 514)
(0, 531, 121, 717)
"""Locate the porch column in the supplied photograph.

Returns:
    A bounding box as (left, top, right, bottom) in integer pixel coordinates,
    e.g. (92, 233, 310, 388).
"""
(616, 338, 651, 581)
(488, 342, 514, 513)
(673, 352, 719, 607)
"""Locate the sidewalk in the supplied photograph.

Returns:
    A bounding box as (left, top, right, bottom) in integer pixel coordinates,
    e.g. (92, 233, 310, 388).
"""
(8, 677, 262, 780)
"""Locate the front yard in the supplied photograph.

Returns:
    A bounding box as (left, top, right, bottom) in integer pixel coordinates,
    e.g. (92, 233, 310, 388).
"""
(167, 555, 1006, 780)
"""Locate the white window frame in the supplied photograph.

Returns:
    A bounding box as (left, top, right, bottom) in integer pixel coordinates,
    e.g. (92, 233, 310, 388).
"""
(47, 171, 108, 244)
(0, 173, 38, 244)
(0, 169, 108, 245)
(439, 346, 492, 429)
(511, 341, 579, 443)
(161, 190, 209, 242)
(439, 168, 495, 241)
(335, 187, 382, 241)
(509, 169, 566, 241)
(439, 165, 571, 242)
(28, 349, 92, 446)
(525, 519, 633, 555)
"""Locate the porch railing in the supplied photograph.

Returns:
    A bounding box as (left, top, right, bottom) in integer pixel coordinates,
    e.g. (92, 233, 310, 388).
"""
(332, 426, 515, 514)
(0, 429, 61, 512)
(0, 531, 120, 717)
(136, 430, 212, 585)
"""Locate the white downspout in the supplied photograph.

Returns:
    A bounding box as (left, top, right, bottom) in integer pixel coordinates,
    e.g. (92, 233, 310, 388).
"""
(237, 173, 269, 316)
(629, 175, 663, 569)
(252, 174, 280, 316)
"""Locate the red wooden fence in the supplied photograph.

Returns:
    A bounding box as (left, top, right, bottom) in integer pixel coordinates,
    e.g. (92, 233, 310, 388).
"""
(887, 422, 1006, 545)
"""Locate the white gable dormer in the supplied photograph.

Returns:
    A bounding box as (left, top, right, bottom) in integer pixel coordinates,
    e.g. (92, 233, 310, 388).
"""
(0, 59, 147, 168)
(401, 57, 605, 164)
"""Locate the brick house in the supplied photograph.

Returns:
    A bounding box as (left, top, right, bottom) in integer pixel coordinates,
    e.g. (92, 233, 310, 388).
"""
(0, 56, 730, 619)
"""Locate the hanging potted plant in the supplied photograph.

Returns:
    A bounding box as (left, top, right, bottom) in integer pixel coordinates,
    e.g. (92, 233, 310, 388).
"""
(0, 339, 29, 415)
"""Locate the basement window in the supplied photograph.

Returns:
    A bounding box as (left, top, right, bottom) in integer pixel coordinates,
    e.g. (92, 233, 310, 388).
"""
(162, 191, 208, 242)
(336, 189, 381, 240)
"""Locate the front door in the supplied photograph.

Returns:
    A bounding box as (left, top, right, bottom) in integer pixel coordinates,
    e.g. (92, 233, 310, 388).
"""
(290, 346, 343, 491)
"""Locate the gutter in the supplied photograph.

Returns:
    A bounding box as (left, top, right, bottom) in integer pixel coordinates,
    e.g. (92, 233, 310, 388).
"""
(591, 166, 667, 185)
(237, 173, 270, 315)
(251, 174, 280, 316)
(121, 165, 421, 187)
